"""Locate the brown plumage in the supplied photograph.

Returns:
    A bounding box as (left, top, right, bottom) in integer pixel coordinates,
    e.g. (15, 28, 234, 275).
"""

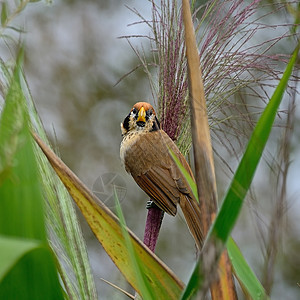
(120, 102, 203, 249)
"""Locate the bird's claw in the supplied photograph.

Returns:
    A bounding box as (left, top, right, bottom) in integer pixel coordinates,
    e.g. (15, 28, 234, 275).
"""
(146, 200, 157, 209)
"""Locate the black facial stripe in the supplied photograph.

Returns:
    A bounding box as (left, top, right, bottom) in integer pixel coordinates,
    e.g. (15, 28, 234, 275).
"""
(122, 114, 130, 131)
(150, 116, 160, 132)
(155, 116, 160, 128)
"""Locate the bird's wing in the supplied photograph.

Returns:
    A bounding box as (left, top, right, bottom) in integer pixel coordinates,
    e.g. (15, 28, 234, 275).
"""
(134, 166, 179, 215)
(125, 130, 194, 216)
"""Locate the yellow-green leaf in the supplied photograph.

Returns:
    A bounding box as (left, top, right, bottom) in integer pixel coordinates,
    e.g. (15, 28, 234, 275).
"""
(33, 133, 184, 299)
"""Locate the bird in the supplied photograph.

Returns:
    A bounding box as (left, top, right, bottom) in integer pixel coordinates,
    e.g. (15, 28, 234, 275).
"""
(120, 101, 203, 250)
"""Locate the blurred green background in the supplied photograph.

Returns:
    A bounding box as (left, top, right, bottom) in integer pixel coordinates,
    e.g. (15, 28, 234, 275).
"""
(4, 0, 299, 299)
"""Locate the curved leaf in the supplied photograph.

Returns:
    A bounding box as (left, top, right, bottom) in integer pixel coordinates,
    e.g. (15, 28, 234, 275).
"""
(0, 236, 41, 279)
(0, 236, 64, 300)
(227, 238, 267, 300)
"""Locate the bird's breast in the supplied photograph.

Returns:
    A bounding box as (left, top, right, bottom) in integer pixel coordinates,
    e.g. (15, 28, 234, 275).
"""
(120, 131, 145, 170)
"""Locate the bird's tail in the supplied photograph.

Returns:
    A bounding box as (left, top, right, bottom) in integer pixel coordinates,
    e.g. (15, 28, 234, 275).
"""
(180, 196, 204, 250)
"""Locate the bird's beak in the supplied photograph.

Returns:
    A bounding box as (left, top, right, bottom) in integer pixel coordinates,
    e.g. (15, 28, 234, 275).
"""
(137, 107, 146, 123)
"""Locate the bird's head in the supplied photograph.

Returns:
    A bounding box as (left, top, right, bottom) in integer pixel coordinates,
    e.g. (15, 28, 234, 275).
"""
(121, 102, 160, 136)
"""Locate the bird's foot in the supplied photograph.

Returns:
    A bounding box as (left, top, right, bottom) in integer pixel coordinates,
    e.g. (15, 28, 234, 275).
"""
(146, 200, 158, 209)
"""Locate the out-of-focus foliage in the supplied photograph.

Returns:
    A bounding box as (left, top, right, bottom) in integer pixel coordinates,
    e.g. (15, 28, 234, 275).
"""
(0, 53, 64, 300)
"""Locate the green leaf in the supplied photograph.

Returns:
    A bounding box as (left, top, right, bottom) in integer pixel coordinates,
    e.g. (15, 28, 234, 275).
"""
(227, 238, 268, 300)
(28, 86, 98, 298)
(168, 147, 198, 200)
(114, 189, 154, 300)
(0, 50, 46, 240)
(168, 141, 268, 299)
(182, 45, 299, 298)
(0, 236, 40, 279)
(212, 45, 299, 243)
(0, 51, 64, 299)
(0, 236, 64, 300)
(1, 2, 8, 27)
(180, 261, 202, 300)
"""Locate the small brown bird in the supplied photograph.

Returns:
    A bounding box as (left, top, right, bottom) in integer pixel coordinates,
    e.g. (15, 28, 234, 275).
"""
(120, 102, 203, 249)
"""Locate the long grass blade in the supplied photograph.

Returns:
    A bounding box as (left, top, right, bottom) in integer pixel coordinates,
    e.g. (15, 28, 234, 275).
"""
(183, 44, 299, 298)
(182, 0, 237, 298)
(114, 189, 154, 300)
(0, 52, 64, 300)
(25, 79, 98, 300)
(227, 238, 268, 300)
(169, 145, 268, 299)
(211, 44, 299, 244)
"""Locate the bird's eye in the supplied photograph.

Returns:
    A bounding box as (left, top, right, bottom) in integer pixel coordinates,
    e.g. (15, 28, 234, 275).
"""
(146, 109, 153, 117)
(132, 108, 138, 115)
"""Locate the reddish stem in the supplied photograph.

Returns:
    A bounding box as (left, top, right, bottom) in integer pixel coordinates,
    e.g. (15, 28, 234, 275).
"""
(143, 202, 164, 252)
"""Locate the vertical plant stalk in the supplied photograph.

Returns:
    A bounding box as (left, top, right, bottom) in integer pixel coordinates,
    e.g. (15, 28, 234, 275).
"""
(141, 1, 189, 254)
(182, 0, 237, 299)
(143, 203, 165, 252)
